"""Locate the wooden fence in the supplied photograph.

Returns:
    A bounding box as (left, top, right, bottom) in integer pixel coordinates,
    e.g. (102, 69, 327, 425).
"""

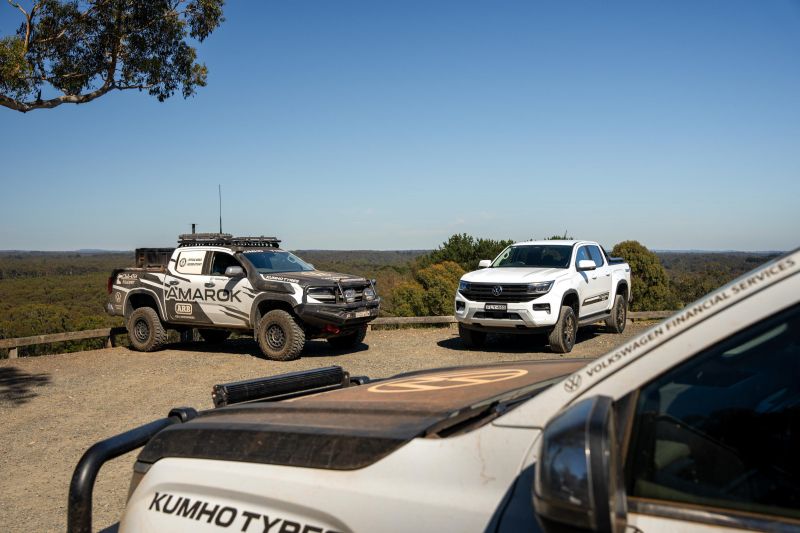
(0, 311, 671, 359)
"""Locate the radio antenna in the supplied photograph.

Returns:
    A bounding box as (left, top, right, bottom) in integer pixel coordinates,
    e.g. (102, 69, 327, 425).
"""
(218, 184, 223, 234)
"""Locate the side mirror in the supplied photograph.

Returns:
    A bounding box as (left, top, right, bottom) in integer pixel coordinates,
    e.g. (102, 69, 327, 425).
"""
(478, 260, 491, 269)
(577, 259, 596, 271)
(224, 266, 245, 278)
(533, 396, 626, 533)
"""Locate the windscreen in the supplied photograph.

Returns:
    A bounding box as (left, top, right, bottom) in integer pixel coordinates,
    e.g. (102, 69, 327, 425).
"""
(241, 250, 315, 273)
(492, 245, 573, 268)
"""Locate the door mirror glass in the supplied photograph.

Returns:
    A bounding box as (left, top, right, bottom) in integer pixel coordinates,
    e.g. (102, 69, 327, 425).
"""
(478, 259, 491, 268)
(224, 266, 245, 278)
(534, 395, 626, 533)
(577, 259, 596, 271)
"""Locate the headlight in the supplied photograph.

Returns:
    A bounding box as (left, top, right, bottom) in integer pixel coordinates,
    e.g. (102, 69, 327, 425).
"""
(527, 281, 554, 294)
(459, 280, 470, 292)
(363, 288, 376, 301)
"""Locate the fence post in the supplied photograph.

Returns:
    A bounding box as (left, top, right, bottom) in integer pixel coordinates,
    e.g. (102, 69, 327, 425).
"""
(9, 347, 18, 359)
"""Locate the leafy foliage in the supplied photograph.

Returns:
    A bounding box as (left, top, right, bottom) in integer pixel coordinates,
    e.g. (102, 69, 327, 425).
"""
(0, 0, 225, 112)
(390, 261, 465, 317)
(611, 240, 676, 311)
(418, 233, 513, 272)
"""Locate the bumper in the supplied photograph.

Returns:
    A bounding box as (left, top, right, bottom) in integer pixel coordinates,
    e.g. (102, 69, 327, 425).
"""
(295, 299, 381, 328)
(454, 292, 559, 332)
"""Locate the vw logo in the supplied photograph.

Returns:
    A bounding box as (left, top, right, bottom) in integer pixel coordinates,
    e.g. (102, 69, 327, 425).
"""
(563, 374, 582, 393)
(491, 285, 503, 297)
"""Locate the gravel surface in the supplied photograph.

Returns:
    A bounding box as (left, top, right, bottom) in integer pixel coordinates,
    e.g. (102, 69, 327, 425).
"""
(0, 323, 652, 532)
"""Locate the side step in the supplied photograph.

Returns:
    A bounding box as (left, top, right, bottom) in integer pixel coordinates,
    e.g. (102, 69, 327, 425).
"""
(212, 366, 368, 407)
(578, 311, 611, 327)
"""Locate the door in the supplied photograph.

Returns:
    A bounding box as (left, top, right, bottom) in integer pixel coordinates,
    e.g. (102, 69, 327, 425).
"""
(204, 251, 252, 327)
(576, 245, 611, 317)
(163, 249, 214, 324)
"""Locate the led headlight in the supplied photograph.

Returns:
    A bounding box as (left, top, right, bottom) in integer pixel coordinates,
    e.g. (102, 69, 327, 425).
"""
(363, 287, 376, 301)
(527, 281, 554, 294)
(458, 280, 470, 292)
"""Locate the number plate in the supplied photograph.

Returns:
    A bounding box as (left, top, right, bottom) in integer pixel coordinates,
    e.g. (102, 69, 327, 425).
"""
(485, 303, 507, 311)
(354, 310, 372, 318)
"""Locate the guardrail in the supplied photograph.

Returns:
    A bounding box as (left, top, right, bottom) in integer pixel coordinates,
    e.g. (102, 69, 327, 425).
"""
(1, 311, 672, 359)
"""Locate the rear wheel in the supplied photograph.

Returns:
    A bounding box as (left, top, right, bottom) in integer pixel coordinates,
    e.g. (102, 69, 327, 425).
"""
(548, 305, 577, 353)
(459, 323, 487, 348)
(605, 293, 627, 334)
(198, 329, 231, 344)
(127, 307, 167, 352)
(256, 310, 306, 361)
(327, 325, 368, 349)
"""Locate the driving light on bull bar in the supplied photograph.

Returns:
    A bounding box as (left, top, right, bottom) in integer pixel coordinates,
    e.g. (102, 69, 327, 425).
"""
(363, 287, 376, 301)
(212, 366, 350, 407)
(344, 288, 356, 303)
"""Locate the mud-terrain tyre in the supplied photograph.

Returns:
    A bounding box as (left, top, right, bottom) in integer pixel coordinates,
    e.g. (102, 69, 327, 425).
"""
(327, 325, 368, 349)
(459, 324, 487, 348)
(199, 329, 231, 344)
(605, 293, 627, 334)
(548, 305, 577, 354)
(128, 307, 168, 352)
(257, 310, 306, 361)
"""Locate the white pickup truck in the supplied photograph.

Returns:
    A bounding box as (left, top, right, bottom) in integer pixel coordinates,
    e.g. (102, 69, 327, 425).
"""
(67, 249, 799, 533)
(455, 240, 631, 352)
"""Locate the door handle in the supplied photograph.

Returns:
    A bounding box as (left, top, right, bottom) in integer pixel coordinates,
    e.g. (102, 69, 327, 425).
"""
(204, 282, 215, 288)
(168, 280, 179, 286)
(605, 273, 611, 277)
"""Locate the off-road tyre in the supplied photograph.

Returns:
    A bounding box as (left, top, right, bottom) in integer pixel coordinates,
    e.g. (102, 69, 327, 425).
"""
(548, 305, 577, 354)
(459, 323, 487, 348)
(127, 307, 168, 352)
(327, 325, 368, 349)
(256, 310, 306, 361)
(605, 293, 627, 334)
(198, 329, 231, 344)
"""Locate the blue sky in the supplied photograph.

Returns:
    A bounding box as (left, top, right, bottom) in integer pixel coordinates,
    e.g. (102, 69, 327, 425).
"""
(1, 1, 798, 251)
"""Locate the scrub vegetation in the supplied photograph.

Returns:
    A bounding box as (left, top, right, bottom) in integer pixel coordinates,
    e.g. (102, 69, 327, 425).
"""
(0, 242, 780, 357)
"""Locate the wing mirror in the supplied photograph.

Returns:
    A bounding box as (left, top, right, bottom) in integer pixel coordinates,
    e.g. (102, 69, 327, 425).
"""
(533, 396, 626, 533)
(478, 260, 491, 268)
(577, 259, 597, 271)
(224, 266, 245, 278)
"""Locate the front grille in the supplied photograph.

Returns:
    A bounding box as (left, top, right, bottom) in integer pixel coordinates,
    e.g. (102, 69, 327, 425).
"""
(460, 283, 537, 303)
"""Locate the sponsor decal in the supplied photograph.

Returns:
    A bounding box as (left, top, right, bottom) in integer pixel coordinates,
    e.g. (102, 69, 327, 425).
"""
(368, 368, 527, 393)
(262, 275, 300, 284)
(166, 287, 242, 303)
(175, 303, 192, 315)
(117, 272, 139, 286)
(179, 258, 187, 267)
(563, 256, 798, 393)
(114, 292, 122, 303)
(147, 491, 341, 533)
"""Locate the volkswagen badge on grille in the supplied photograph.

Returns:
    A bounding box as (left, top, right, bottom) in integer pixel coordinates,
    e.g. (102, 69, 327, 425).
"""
(492, 285, 503, 296)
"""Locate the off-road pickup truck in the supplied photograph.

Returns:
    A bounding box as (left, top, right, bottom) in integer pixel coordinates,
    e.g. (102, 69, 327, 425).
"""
(106, 233, 380, 360)
(455, 240, 631, 352)
(71, 249, 799, 533)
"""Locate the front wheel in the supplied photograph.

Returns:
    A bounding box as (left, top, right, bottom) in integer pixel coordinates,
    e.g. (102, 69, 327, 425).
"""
(256, 310, 306, 361)
(605, 294, 627, 334)
(459, 324, 487, 348)
(127, 307, 168, 352)
(548, 305, 577, 354)
(327, 325, 368, 349)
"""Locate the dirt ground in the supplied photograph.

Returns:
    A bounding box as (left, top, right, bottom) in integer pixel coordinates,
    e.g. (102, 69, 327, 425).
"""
(0, 323, 653, 532)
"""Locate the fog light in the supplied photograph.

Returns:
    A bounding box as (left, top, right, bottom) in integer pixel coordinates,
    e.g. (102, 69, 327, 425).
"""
(456, 301, 465, 312)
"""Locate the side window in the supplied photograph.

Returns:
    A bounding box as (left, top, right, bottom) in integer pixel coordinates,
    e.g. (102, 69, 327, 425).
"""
(175, 250, 206, 275)
(625, 304, 800, 521)
(575, 247, 590, 264)
(588, 246, 605, 267)
(209, 252, 241, 276)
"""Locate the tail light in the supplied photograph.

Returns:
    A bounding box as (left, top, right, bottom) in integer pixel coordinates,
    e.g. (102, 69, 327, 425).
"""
(107, 276, 114, 294)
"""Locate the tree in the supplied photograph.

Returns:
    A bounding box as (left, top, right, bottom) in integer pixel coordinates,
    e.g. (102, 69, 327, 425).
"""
(420, 233, 514, 272)
(611, 240, 676, 311)
(390, 261, 465, 317)
(0, 0, 224, 112)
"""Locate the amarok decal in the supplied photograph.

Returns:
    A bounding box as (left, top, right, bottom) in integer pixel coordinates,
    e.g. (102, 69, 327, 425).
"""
(166, 287, 242, 303)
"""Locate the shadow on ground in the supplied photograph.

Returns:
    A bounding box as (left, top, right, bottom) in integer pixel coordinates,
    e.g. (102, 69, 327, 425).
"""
(437, 326, 604, 353)
(160, 337, 370, 359)
(0, 366, 52, 405)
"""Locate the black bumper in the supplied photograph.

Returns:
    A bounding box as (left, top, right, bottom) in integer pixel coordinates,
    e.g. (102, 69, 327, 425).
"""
(295, 299, 381, 329)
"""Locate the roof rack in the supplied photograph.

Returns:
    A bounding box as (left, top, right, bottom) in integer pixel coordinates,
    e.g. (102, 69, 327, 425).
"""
(177, 233, 281, 248)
